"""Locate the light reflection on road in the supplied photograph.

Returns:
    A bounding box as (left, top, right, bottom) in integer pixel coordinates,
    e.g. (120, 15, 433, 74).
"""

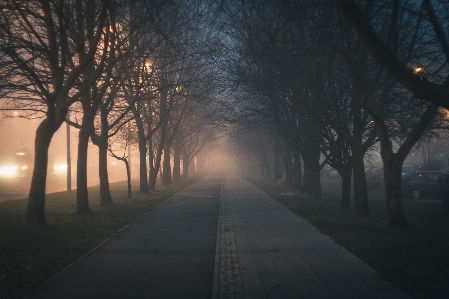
(0, 172, 126, 203)
(0, 173, 75, 203)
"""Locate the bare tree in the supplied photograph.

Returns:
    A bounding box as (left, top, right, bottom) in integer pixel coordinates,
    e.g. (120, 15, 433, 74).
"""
(334, 0, 449, 227)
(108, 121, 136, 199)
(88, 6, 139, 205)
(0, 0, 112, 225)
(337, 0, 449, 109)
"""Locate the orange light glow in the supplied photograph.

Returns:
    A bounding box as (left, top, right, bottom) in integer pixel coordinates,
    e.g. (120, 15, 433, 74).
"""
(413, 67, 423, 74)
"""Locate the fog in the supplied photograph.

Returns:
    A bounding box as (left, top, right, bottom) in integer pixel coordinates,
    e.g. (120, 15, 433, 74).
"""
(197, 139, 240, 177)
(0, 114, 245, 203)
(0, 115, 129, 202)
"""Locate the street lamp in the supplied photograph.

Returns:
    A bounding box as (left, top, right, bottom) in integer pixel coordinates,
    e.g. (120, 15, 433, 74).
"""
(413, 67, 423, 74)
(66, 110, 72, 191)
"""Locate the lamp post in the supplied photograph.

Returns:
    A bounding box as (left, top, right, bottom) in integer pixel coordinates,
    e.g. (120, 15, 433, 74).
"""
(66, 110, 72, 191)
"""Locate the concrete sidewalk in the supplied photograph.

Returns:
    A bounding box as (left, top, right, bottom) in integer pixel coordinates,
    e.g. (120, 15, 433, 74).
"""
(27, 177, 411, 299)
(213, 178, 411, 299)
(28, 178, 221, 299)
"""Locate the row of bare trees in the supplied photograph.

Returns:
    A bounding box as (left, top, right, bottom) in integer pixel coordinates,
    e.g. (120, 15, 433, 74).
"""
(0, 0, 223, 226)
(1, 0, 448, 229)
(221, 0, 449, 228)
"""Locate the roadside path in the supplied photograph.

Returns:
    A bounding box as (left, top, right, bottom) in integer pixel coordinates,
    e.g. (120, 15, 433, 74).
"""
(28, 178, 220, 299)
(213, 177, 411, 299)
(27, 176, 411, 299)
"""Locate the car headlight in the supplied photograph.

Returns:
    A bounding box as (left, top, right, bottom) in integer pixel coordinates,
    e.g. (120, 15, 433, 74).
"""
(0, 166, 18, 177)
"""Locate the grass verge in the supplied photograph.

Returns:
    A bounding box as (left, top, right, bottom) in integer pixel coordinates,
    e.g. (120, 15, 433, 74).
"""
(251, 177, 449, 299)
(0, 178, 198, 299)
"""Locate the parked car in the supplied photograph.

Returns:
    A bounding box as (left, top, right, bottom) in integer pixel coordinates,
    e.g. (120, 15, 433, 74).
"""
(439, 173, 449, 212)
(401, 165, 417, 175)
(402, 171, 443, 199)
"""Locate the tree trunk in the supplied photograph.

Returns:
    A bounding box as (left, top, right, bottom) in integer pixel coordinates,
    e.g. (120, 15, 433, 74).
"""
(124, 158, 132, 199)
(351, 96, 369, 217)
(374, 104, 437, 227)
(161, 141, 172, 186)
(301, 143, 321, 199)
(26, 119, 57, 226)
(76, 117, 92, 214)
(148, 138, 155, 190)
(137, 126, 150, 194)
(303, 159, 321, 199)
(292, 150, 302, 191)
(173, 140, 181, 183)
(282, 148, 294, 189)
(149, 136, 165, 190)
(302, 161, 310, 193)
(182, 153, 190, 179)
(131, 103, 150, 194)
(383, 154, 408, 228)
(352, 146, 369, 217)
(90, 110, 114, 206)
(340, 166, 352, 210)
(149, 88, 169, 190)
(98, 138, 113, 205)
(149, 167, 158, 190)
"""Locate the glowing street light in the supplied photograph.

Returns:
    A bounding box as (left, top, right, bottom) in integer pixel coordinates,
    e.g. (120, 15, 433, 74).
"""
(413, 67, 423, 74)
(145, 62, 152, 72)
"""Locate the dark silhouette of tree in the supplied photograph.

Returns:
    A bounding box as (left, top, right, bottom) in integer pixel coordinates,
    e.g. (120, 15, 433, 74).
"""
(335, 0, 449, 227)
(337, 0, 449, 109)
(108, 121, 136, 199)
(0, 0, 112, 225)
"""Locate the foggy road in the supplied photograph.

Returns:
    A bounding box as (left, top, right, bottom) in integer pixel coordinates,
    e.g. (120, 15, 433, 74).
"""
(0, 173, 126, 203)
(0, 175, 61, 203)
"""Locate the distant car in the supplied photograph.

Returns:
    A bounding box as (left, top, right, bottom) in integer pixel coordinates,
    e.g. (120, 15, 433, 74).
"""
(402, 165, 417, 175)
(402, 171, 443, 199)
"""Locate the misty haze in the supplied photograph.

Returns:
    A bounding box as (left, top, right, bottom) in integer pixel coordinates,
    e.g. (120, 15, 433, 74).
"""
(1, 1, 449, 299)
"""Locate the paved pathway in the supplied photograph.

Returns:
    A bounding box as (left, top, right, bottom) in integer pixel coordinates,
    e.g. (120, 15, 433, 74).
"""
(213, 178, 410, 299)
(28, 178, 221, 299)
(27, 177, 411, 299)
